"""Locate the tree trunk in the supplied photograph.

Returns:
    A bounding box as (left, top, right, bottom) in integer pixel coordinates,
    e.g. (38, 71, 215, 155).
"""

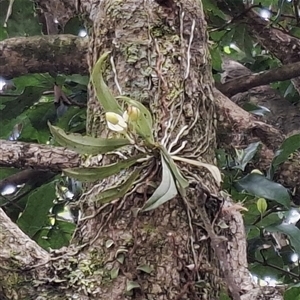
(74, 0, 254, 299)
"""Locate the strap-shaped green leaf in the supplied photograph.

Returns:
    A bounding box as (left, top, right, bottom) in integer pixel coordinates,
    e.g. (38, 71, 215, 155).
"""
(96, 168, 141, 204)
(160, 146, 189, 197)
(142, 154, 178, 211)
(117, 96, 154, 144)
(63, 154, 145, 182)
(91, 52, 122, 114)
(49, 123, 130, 155)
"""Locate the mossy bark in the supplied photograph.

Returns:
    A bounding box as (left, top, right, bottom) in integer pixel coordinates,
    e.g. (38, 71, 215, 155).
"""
(77, 0, 224, 299)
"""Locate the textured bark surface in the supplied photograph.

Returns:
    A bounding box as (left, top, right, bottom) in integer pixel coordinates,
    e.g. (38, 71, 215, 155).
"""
(0, 139, 81, 171)
(74, 0, 260, 299)
(0, 1, 287, 299)
(0, 208, 50, 299)
(0, 35, 88, 79)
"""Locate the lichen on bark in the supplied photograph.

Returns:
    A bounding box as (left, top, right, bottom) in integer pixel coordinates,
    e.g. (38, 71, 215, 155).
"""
(75, 0, 228, 299)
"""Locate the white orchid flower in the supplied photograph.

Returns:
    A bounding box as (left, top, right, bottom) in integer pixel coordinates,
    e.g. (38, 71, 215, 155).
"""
(105, 112, 128, 133)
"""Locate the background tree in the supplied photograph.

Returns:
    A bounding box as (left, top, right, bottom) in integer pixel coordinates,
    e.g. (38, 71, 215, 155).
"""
(0, 0, 300, 299)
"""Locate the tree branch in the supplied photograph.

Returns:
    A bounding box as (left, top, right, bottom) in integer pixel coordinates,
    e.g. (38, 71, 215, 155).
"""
(3, 33, 300, 101)
(0, 35, 88, 79)
(217, 61, 300, 97)
(0, 140, 81, 171)
(0, 207, 51, 298)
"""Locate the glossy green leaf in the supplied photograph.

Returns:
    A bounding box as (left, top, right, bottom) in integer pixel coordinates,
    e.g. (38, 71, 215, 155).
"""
(284, 283, 300, 300)
(236, 173, 290, 208)
(266, 224, 300, 256)
(160, 147, 189, 197)
(143, 154, 178, 211)
(49, 123, 130, 155)
(17, 181, 56, 238)
(95, 168, 141, 204)
(46, 220, 76, 249)
(63, 155, 145, 182)
(117, 96, 154, 144)
(272, 134, 300, 168)
(91, 52, 122, 114)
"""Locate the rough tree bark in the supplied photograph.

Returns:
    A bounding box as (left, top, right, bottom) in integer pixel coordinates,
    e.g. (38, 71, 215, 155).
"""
(0, 35, 88, 79)
(0, 1, 285, 299)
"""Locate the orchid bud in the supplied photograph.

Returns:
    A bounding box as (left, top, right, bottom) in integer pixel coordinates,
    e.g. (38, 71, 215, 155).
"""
(127, 106, 140, 122)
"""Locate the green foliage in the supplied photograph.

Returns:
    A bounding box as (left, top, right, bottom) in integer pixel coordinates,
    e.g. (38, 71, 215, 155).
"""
(236, 173, 290, 208)
(0, 0, 41, 40)
(95, 168, 141, 204)
(143, 154, 178, 211)
(220, 132, 300, 284)
(49, 123, 131, 155)
(271, 134, 300, 169)
(16, 181, 56, 237)
(1, 0, 300, 290)
(63, 155, 145, 182)
(284, 284, 300, 300)
(91, 52, 123, 114)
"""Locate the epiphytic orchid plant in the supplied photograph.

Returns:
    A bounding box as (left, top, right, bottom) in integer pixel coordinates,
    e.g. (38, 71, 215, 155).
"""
(49, 52, 221, 211)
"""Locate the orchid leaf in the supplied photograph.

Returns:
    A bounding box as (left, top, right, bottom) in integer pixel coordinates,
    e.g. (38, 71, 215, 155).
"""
(91, 52, 122, 114)
(63, 155, 145, 182)
(49, 123, 130, 155)
(160, 147, 189, 197)
(143, 154, 178, 211)
(95, 168, 141, 204)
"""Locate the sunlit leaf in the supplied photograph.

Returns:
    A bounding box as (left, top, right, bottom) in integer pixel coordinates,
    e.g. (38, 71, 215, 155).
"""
(143, 154, 178, 211)
(117, 96, 154, 144)
(256, 198, 267, 214)
(49, 123, 130, 155)
(95, 168, 142, 204)
(266, 224, 300, 256)
(63, 155, 145, 182)
(91, 52, 122, 114)
(236, 173, 290, 208)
